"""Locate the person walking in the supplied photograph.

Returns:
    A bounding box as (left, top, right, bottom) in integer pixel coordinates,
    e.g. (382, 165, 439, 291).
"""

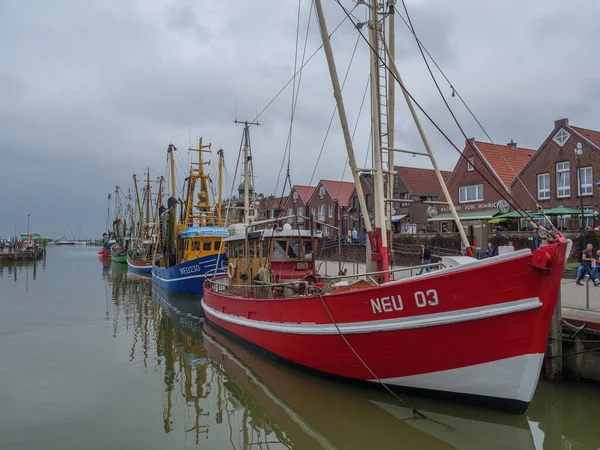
(576, 243, 599, 286)
(418, 243, 432, 275)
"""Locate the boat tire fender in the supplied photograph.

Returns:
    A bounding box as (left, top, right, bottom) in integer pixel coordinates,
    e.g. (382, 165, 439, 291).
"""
(227, 262, 236, 278)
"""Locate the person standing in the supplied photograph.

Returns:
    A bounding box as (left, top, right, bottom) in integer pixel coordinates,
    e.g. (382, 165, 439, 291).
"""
(484, 242, 496, 258)
(576, 243, 598, 286)
(418, 243, 432, 275)
(351, 228, 358, 244)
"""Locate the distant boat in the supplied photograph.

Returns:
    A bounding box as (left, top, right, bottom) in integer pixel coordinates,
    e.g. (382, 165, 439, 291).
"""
(127, 170, 161, 274)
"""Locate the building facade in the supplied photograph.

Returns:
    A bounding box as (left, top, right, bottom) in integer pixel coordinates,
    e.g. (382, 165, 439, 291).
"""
(511, 118, 600, 230)
(393, 166, 451, 233)
(431, 138, 535, 251)
(280, 185, 316, 230)
(306, 180, 354, 236)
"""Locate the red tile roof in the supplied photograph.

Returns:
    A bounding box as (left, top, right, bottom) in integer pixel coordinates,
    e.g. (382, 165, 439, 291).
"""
(293, 185, 316, 204)
(320, 180, 355, 204)
(395, 166, 451, 195)
(572, 126, 600, 149)
(474, 141, 535, 187)
(265, 196, 285, 210)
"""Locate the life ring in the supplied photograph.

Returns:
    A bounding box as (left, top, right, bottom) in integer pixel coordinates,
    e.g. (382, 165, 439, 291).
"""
(227, 262, 236, 278)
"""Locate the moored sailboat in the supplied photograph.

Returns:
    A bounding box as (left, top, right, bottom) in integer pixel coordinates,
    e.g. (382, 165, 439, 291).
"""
(202, 0, 570, 413)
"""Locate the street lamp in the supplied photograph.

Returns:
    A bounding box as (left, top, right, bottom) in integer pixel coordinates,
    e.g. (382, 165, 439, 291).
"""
(27, 214, 30, 236)
(575, 142, 584, 249)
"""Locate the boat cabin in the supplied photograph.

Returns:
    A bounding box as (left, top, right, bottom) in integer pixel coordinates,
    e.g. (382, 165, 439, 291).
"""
(225, 228, 321, 284)
(155, 226, 228, 267)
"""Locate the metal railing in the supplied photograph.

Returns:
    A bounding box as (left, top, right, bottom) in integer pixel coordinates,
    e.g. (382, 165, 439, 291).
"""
(204, 261, 445, 299)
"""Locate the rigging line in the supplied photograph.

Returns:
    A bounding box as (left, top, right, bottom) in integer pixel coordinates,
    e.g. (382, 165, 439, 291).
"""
(251, 4, 358, 124)
(397, 0, 542, 226)
(393, 8, 542, 215)
(275, 0, 314, 196)
(336, 75, 371, 199)
(334, 0, 538, 229)
(316, 292, 433, 421)
(308, 30, 361, 186)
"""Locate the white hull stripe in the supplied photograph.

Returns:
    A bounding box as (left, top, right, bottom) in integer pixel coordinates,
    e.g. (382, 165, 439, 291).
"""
(377, 353, 545, 403)
(152, 272, 207, 283)
(201, 297, 541, 335)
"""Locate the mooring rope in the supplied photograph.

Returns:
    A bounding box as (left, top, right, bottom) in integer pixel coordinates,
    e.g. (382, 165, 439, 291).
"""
(316, 292, 434, 421)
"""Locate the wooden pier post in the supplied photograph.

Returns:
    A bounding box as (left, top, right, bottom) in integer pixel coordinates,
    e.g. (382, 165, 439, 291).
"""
(545, 290, 563, 380)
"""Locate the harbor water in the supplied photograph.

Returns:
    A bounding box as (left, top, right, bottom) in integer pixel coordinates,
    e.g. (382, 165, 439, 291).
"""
(1, 246, 599, 449)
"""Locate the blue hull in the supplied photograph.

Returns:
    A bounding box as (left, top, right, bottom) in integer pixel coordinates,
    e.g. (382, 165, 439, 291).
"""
(127, 262, 152, 274)
(151, 254, 225, 296)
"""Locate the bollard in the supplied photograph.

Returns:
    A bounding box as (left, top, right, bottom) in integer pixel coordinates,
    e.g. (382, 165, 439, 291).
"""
(586, 277, 590, 310)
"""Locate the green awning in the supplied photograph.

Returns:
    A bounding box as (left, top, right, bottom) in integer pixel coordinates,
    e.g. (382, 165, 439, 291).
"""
(428, 209, 498, 222)
(541, 206, 581, 215)
(493, 210, 533, 219)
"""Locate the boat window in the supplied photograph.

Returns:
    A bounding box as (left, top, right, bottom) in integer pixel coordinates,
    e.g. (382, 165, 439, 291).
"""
(287, 240, 300, 259)
(192, 240, 200, 251)
(203, 241, 211, 251)
(214, 241, 221, 251)
(271, 240, 287, 260)
(249, 241, 256, 258)
(302, 240, 313, 260)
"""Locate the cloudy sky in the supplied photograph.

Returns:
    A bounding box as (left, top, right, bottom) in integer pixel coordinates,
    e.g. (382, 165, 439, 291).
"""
(1, 0, 599, 238)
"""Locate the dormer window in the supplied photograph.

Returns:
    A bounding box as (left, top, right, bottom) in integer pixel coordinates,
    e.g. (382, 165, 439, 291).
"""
(553, 128, 570, 147)
(318, 186, 325, 199)
(467, 157, 474, 172)
(293, 191, 298, 203)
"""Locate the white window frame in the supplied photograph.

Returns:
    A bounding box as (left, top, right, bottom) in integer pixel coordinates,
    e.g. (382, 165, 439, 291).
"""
(269, 210, 275, 219)
(579, 208, 594, 229)
(293, 191, 298, 202)
(400, 192, 410, 207)
(578, 166, 593, 196)
(311, 206, 316, 219)
(318, 204, 325, 221)
(297, 206, 304, 222)
(467, 157, 474, 172)
(537, 173, 550, 200)
(458, 184, 483, 203)
(322, 225, 329, 236)
(556, 161, 570, 198)
(318, 186, 326, 199)
(552, 128, 570, 147)
(328, 204, 333, 218)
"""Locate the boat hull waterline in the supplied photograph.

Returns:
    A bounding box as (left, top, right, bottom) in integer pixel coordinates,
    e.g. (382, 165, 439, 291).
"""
(152, 253, 226, 295)
(202, 236, 568, 413)
(127, 255, 152, 274)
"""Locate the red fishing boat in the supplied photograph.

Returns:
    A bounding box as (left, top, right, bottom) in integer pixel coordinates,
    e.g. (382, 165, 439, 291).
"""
(203, 0, 570, 413)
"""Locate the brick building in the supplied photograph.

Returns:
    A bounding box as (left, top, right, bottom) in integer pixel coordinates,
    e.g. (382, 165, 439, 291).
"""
(306, 180, 354, 236)
(280, 185, 316, 230)
(393, 166, 451, 233)
(511, 118, 600, 230)
(430, 138, 535, 250)
(257, 195, 285, 221)
(347, 174, 375, 240)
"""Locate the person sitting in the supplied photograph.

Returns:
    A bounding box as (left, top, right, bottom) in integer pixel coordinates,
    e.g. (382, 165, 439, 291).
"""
(484, 242, 496, 258)
(576, 243, 599, 286)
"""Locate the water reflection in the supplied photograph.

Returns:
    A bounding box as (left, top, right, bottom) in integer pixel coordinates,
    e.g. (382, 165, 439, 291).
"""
(0, 258, 45, 287)
(104, 262, 600, 450)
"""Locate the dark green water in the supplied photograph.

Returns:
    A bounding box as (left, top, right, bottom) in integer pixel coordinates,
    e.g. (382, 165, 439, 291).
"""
(1, 246, 599, 449)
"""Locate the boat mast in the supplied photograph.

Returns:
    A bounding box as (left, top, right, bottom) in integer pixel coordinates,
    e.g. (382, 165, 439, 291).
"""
(185, 138, 213, 227)
(145, 168, 151, 239)
(217, 149, 224, 225)
(378, 31, 473, 255)
(386, 1, 395, 236)
(168, 144, 176, 199)
(235, 120, 259, 227)
(313, 0, 373, 241)
(368, 0, 390, 280)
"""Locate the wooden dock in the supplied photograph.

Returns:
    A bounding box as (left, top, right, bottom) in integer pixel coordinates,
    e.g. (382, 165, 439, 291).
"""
(0, 247, 45, 261)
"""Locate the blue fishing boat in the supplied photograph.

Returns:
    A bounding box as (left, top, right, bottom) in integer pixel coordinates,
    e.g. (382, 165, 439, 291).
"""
(152, 140, 227, 295)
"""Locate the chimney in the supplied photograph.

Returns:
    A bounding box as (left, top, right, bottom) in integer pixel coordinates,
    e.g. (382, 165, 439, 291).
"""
(507, 139, 517, 149)
(555, 118, 569, 128)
